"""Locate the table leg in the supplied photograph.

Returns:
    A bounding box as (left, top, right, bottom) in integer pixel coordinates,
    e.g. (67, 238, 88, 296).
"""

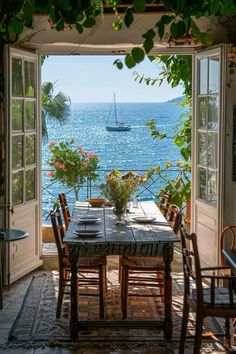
(70, 245, 79, 340)
(163, 243, 174, 339)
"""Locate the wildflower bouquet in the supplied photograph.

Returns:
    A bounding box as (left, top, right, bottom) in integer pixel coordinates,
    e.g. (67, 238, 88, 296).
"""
(46, 138, 99, 200)
(100, 169, 146, 209)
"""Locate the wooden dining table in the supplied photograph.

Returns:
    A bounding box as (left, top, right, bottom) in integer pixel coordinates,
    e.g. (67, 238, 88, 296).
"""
(63, 200, 179, 340)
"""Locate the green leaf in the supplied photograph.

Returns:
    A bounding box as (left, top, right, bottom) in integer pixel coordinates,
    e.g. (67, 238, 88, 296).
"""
(82, 17, 96, 28)
(125, 54, 136, 69)
(209, 0, 220, 15)
(56, 18, 65, 31)
(171, 21, 186, 38)
(160, 15, 174, 25)
(113, 59, 123, 70)
(143, 37, 154, 54)
(133, 0, 145, 12)
(131, 47, 145, 63)
(156, 22, 164, 39)
(76, 22, 83, 34)
(77, 13, 85, 22)
(124, 8, 134, 28)
(23, 2, 33, 24)
(9, 17, 24, 34)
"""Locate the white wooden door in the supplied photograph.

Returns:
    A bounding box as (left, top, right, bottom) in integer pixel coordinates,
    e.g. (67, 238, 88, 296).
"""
(5, 47, 42, 284)
(192, 45, 226, 267)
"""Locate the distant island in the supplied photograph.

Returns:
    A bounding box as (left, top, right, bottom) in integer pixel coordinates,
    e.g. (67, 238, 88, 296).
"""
(167, 96, 184, 103)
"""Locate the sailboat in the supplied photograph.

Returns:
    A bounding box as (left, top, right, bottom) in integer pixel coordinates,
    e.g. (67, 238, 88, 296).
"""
(106, 93, 131, 131)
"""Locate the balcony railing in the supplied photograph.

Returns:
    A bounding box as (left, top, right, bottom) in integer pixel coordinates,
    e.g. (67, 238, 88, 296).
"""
(42, 167, 182, 223)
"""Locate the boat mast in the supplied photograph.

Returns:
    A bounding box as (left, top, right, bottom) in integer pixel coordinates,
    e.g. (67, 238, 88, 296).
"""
(114, 92, 118, 125)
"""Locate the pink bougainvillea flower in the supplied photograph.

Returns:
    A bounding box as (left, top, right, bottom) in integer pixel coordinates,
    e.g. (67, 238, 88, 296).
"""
(81, 152, 86, 157)
(69, 137, 75, 143)
(59, 163, 65, 170)
(55, 161, 61, 167)
(46, 170, 54, 177)
(87, 152, 94, 158)
(48, 140, 57, 147)
(77, 146, 83, 152)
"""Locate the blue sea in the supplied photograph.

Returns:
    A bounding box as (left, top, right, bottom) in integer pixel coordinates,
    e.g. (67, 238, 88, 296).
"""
(42, 101, 187, 218)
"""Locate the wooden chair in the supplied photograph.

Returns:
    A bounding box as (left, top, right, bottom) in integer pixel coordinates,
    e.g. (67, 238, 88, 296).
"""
(58, 193, 71, 229)
(179, 225, 236, 353)
(50, 210, 107, 319)
(120, 207, 182, 319)
(159, 191, 172, 218)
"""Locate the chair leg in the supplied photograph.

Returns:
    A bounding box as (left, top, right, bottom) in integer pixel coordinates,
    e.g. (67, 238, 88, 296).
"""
(122, 265, 129, 319)
(56, 270, 65, 318)
(224, 318, 231, 349)
(179, 297, 190, 354)
(99, 265, 106, 319)
(193, 311, 203, 354)
(156, 271, 164, 298)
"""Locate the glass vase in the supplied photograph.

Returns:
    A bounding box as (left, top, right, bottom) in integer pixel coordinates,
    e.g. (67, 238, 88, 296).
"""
(113, 206, 127, 225)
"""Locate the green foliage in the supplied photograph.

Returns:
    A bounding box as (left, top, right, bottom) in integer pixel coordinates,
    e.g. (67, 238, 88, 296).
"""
(47, 138, 99, 200)
(41, 81, 71, 141)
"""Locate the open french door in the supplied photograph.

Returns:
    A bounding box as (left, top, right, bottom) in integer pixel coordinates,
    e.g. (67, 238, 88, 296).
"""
(192, 45, 227, 267)
(5, 47, 42, 284)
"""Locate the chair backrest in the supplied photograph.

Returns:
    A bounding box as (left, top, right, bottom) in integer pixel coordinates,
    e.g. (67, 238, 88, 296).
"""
(168, 204, 182, 234)
(220, 225, 236, 265)
(50, 209, 66, 266)
(58, 193, 71, 230)
(159, 191, 172, 218)
(180, 226, 203, 302)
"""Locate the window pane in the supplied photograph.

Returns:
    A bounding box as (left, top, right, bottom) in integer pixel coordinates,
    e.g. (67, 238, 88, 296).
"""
(198, 167, 207, 200)
(12, 171, 23, 205)
(26, 135, 35, 165)
(12, 99, 23, 131)
(199, 97, 207, 128)
(208, 132, 218, 169)
(26, 169, 35, 201)
(199, 59, 208, 95)
(209, 58, 219, 93)
(12, 136, 23, 169)
(26, 101, 35, 130)
(198, 132, 207, 166)
(208, 96, 219, 130)
(208, 170, 217, 205)
(12, 58, 23, 97)
(24, 61, 35, 97)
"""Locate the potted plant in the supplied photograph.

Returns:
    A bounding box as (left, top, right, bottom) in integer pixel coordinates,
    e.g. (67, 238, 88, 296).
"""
(46, 138, 99, 200)
(100, 170, 146, 222)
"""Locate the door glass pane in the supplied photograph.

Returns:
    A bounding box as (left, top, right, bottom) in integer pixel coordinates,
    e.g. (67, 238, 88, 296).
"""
(199, 97, 207, 128)
(208, 170, 217, 205)
(198, 132, 207, 166)
(209, 58, 219, 93)
(198, 167, 207, 200)
(208, 132, 218, 169)
(26, 101, 35, 130)
(12, 58, 23, 97)
(26, 168, 35, 201)
(26, 135, 35, 165)
(24, 61, 35, 97)
(208, 96, 219, 130)
(199, 59, 208, 94)
(12, 136, 23, 169)
(12, 99, 23, 131)
(12, 171, 23, 205)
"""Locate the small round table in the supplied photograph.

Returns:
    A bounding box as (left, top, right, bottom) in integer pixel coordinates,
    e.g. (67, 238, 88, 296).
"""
(0, 228, 29, 309)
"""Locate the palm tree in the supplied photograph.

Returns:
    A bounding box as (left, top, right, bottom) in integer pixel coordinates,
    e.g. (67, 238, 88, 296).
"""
(41, 81, 71, 140)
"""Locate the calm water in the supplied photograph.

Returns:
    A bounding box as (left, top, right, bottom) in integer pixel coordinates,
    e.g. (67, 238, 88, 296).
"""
(42, 101, 187, 216)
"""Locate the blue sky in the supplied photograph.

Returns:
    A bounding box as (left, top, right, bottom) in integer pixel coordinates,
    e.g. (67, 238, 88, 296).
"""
(41, 55, 183, 103)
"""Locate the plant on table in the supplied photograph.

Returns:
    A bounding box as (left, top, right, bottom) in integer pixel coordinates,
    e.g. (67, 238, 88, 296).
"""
(100, 169, 146, 210)
(46, 138, 99, 200)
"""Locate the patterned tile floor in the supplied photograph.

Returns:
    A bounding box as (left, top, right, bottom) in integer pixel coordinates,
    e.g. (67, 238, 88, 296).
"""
(0, 247, 206, 353)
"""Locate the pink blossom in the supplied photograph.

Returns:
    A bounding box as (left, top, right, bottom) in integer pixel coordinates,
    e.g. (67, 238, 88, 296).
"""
(69, 137, 75, 143)
(60, 163, 65, 170)
(87, 152, 94, 158)
(81, 152, 86, 157)
(55, 161, 65, 169)
(77, 146, 83, 152)
(55, 161, 61, 167)
(48, 140, 56, 147)
(46, 171, 54, 177)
